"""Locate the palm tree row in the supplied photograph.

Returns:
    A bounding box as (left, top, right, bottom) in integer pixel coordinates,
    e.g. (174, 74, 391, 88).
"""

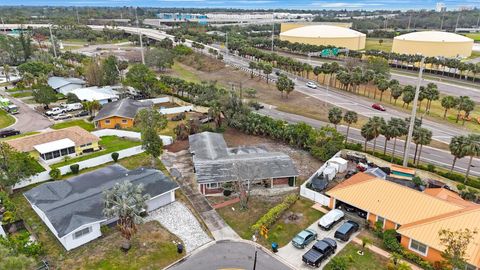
(449, 134, 480, 181)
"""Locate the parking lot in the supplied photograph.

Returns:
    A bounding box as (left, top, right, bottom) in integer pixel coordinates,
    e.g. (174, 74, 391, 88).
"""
(276, 212, 360, 270)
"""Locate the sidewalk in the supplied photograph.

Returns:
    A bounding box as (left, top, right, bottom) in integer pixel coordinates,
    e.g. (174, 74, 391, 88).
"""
(352, 237, 422, 270)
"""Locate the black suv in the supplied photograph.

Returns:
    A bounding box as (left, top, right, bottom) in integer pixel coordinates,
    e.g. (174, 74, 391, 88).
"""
(302, 239, 336, 267)
(334, 220, 360, 241)
(0, 129, 20, 138)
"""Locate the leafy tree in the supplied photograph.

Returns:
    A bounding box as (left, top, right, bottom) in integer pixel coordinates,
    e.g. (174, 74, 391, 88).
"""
(103, 181, 150, 250)
(328, 107, 343, 130)
(0, 143, 39, 191)
(412, 127, 432, 166)
(0, 243, 35, 270)
(248, 61, 257, 78)
(66, 92, 80, 104)
(145, 48, 174, 71)
(367, 56, 390, 76)
(343, 111, 358, 143)
(402, 85, 415, 108)
(262, 63, 273, 84)
(245, 88, 257, 98)
(135, 109, 167, 167)
(101, 55, 119, 85)
(32, 85, 57, 109)
(441, 96, 458, 119)
(18, 61, 52, 77)
(276, 74, 294, 98)
(439, 228, 478, 270)
(125, 64, 160, 97)
(2, 64, 11, 82)
(449, 135, 469, 172)
(82, 100, 101, 117)
(464, 134, 480, 181)
(84, 58, 103, 86)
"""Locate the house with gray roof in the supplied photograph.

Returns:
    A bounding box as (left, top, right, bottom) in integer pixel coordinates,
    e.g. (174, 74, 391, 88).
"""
(47, 76, 86, 95)
(93, 98, 153, 129)
(24, 164, 178, 250)
(189, 132, 298, 195)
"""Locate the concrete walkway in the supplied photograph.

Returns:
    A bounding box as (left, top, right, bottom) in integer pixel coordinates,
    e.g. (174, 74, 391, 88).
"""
(161, 150, 240, 241)
(351, 237, 422, 270)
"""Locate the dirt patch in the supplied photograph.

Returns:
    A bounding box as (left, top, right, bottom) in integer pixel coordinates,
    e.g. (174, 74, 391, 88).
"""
(283, 211, 304, 224)
(177, 53, 224, 72)
(223, 128, 323, 183)
(165, 139, 189, 152)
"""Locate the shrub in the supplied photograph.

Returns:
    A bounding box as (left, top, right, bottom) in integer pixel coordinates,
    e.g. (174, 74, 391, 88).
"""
(49, 168, 61, 180)
(250, 193, 299, 233)
(70, 164, 80, 174)
(427, 164, 436, 172)
(412, 176, 424, 187)
(111, 152, 119, 162)
(223, 189, 232, 197)
(383, 230, 404, 254)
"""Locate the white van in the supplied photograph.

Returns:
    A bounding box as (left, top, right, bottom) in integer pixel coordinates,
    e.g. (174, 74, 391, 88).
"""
(318, 209, 344, 230)
(64, 103, 83, 112)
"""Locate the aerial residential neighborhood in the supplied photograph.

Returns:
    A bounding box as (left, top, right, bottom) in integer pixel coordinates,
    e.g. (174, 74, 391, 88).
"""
(0, 2, 480, 270)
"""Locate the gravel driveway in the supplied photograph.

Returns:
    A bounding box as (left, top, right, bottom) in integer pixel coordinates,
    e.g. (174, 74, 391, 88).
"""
(145, 201, 211, 252)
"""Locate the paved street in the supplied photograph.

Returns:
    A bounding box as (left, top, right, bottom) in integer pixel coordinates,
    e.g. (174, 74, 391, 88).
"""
(168, 241, 293, 270)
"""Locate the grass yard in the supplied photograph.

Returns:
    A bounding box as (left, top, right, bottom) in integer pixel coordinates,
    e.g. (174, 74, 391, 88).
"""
(51, 119, 95, 131)
(51, 136, 141, 168)
(365, 38, 393, 52)
(324, 242, 388, 270)
(0, 109, 15, 129)
(171, 62, 201, 83)
(11, 91, 33, 98)
(465, 33, 480, 42)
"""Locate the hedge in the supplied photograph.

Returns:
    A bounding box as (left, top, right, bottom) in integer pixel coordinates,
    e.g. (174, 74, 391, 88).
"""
(383, 229, 433, 270)
(250, 193, 299, 233)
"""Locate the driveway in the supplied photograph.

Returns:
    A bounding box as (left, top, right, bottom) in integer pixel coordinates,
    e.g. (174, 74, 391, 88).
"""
(168, 240, 293, 270)
(145, 201, 211, 253)
(277, 217, 359, 270)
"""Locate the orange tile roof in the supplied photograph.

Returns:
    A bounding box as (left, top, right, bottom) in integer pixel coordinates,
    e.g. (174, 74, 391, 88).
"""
(6, 126, 99, 152)
(398, 206, 480, 268)
(329, 172, 376, 191)
(424, 188, 476, 208)
(390, 164, 416, 175)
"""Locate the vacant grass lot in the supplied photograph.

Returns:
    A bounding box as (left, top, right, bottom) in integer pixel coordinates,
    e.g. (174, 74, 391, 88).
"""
(465, 33, 480, 42)
(11, 91, 33, 98)
(51, 119, 95, 131)
(51, 136, 141, 168)
(0, 109, 15, 129)
(324, 242, 388, 270)
(365, 38, 393, 52)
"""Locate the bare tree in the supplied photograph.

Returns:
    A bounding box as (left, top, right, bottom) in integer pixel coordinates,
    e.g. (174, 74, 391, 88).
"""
(232, 162, 260, 210)
(439, 228, 478, 269)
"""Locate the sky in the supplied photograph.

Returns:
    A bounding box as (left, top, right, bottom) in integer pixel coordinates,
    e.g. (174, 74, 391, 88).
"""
(0, 0, 477, 10)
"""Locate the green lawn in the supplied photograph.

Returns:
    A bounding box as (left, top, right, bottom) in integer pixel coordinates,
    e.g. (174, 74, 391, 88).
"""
(365, 38, 393, 52)
(51, 119, 95, 132)
(0, 109, 15, 129)
(324, 243, 388, 270)
(51, 136, 141, 168)
(171, 62, 201, 83)
(465, 33, 480, 42)
(11, 91, 33, 98)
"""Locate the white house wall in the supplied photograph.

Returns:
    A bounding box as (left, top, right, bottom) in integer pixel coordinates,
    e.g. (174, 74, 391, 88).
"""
(146, 190, 176, 212)
(63, 223, 102, 251)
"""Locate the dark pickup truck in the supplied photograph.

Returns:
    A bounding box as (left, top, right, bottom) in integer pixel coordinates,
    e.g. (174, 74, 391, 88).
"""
(302, 238, 336, 267)
(0, 129, 20, 138)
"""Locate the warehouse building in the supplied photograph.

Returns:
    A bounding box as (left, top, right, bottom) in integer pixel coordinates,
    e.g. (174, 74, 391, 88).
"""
(392, 31, 473, 58)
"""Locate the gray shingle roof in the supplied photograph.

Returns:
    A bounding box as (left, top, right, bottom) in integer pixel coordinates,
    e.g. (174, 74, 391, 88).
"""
(189, 132, 298, 184)
(24, 164, 178, 238)
(93, 98, 153, 122)
(48, 77, 86, 90)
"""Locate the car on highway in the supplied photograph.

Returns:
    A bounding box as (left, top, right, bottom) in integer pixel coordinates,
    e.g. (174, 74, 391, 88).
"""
(318, 209, 344, 230)
(53, 113, 72, 121)
(46, 107, 67, 116)
(291, 229, 317, 249)
(302, 239, 336, 267)
(372, 103, 386, 111)
(0, 129, 20, 138)
(306, 81, 317, 89)
(334, 220, 360, 241)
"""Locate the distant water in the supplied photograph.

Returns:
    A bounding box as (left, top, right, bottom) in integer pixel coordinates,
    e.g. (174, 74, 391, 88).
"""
(0, 0, 472, 11)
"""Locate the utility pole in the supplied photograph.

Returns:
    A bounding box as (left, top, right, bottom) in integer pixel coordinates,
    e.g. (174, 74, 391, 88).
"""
(225, 32, 228, 57)
(455, 13, 461, 32)
(403, 57, 425, 167)
(271, 13, 274, 52)
(76, 7, 80, 24)
(440, 12, 445, 30)
(49, 24, 57, 58)
(476, 12, 480, 28)
(407, 14, 412, 31)
(135, 8, 145, 65)
(1, 17, 6, 34)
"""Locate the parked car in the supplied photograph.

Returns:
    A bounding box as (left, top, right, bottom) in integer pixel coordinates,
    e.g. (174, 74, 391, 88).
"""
(46, 107, 66, 116)
(249, 101, 264, 110)
(322, 237, 337, 251)
(357, 210, 368, 219)
(334, 220, 360, 241)
(302, 240, 335, 267)
(306, 81, 317, 89)
(5, 104, 19, 114)
(0, 129, 20, 138)
(291, 229, 317, 249)
(62, 103, 83, 112)
(75, 110, 89, 117)
(372, 103, 386, 111)
(53, 113, 72, 121)
(318, 209, 344, 230)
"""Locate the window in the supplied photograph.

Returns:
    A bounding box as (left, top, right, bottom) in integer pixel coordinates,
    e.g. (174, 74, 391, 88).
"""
(68, 147, 75, 154)
(53, 150, 60, 158)
(121, 119, 128, 124)
(409, 239, 428, 256)
(61, 148, 68, 156)
(80, 143, 92, 148)
(105, 119, 111, 124)
(206, 183, 219, 189)
(376, 216, 385, 228)
(73, 227, 91, 239)
(45, 152, 53, 160)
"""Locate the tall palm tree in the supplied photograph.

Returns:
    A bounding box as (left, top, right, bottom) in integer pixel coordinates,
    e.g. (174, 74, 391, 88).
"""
(361, 116, 385, 153)
(377, 79, 390, 102)
(390, 84, 403, 105)
(363, 69, 375, 97)
(386, 118, 406, 162)
(328, 107, 343, 130)
(449, 135, 468, 172)
(2, 64, 11, 82)
(441, 96, 458, 120)
(412, 127, 432, 166)
(343, 111, 358, 143)
(103, 181, 150, 250)
(464, 134, 480, 181)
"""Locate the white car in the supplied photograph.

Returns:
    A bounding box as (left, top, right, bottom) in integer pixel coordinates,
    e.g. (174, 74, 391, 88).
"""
(318, 209, 345, 230)
(53, 113, 72, 121)
(46, 107, 66, 116)
(64, 103, 83, 112)
(306, 81, 317, 89)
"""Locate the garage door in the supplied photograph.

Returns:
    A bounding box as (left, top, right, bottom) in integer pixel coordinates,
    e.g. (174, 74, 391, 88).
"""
(147, 192, 173, 211)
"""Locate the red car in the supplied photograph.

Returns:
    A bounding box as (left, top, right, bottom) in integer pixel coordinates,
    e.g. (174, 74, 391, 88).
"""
(372, 103, 386, 111)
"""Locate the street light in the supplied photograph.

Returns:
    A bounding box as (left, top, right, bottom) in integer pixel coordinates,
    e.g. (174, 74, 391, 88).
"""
(402, 56, 425, 167)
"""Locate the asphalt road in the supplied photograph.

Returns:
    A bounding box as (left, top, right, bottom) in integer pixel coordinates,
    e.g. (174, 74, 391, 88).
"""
(0, 89, 52, 133)
(168, 241, 293, 270)
(258, 107, 480, 177)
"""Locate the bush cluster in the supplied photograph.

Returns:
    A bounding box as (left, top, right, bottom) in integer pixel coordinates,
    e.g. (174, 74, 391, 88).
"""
(250, 193, 299, 233)
(382, 229, 433, 270)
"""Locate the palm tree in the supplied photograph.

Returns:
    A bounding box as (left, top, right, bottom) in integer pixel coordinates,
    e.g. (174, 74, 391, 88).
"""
(103, 181, 150, 250)
(381, 124, 394, 155)
(343, 111, 358, 143)
(208, 101, 223, 128)
(313, 66, 322, 82)
(390, 84, 403, 105)
(386, 118, 407, 162)
(2, 64, 11, 82)
(363, 69, 375, 96)
(464, 134, 480, 181)
(441, 96, 458, 120)
(328, 107, 343, 130)
(248, 61, 257, 78)
(449, 135, 468, 172)
(361, 116, 385, 153)
(424, 83, 439, 114)
(376, 79, 389, 102)
(412, 127, 432, 166)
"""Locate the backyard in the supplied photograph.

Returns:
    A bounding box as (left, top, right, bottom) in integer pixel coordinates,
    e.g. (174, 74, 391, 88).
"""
(324, 242, 388, 270)
(0, 108, 16, 129)
(51, 119, 95, 131)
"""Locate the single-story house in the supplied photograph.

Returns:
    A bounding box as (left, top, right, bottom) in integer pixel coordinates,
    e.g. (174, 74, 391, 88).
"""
(189, 132, 298, 195)
(24, 165, 179, 250)
(93, 98, 153, 129)
(70, 86, 119, 105)
(327, 172, 479, 268)
(6, 126, 100, 164)
(47, 77, 86, 95)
